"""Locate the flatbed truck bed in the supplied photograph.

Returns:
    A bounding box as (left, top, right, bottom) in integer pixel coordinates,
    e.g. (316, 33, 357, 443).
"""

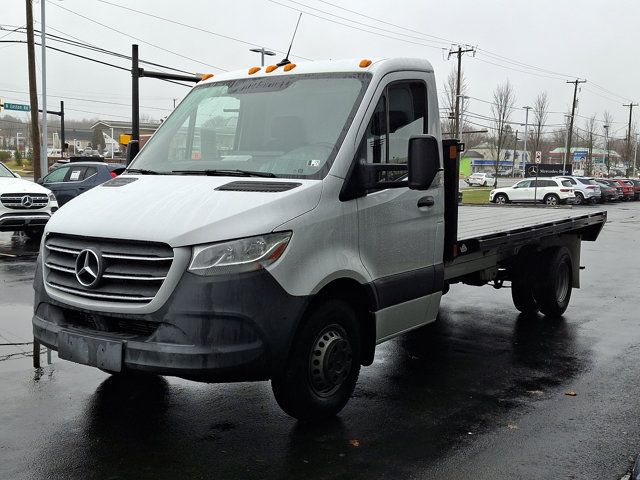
(444, 204, 607, 286)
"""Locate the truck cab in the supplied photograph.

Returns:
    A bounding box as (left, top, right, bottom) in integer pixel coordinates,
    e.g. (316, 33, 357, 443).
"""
(32, 58, 604, 420)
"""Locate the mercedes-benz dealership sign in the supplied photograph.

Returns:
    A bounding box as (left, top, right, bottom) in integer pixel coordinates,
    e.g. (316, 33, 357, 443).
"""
(525, 163, 572, 177)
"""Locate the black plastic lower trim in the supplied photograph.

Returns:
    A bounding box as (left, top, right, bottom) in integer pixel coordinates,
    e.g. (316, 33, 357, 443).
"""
(372, 263, 444, 310)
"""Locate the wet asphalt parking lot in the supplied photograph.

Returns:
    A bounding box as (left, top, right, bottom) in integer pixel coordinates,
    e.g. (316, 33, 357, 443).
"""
(1, 203, 640, 480)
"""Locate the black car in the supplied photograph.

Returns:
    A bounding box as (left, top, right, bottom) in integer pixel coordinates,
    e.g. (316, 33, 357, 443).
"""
(595, 180, 618, 202)
(39, 161, 125, 206)
(597, 179, 624, 201)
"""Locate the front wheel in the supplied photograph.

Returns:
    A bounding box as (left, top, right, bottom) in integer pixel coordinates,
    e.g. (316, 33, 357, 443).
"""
(494, 193, 508, 204)
(272, 299, 361, 421)
(574, 192, 584, 205)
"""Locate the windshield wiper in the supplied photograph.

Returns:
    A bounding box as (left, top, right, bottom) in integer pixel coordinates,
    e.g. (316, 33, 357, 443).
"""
(172, 169, 276, 178)
(125, 168, 167, 175)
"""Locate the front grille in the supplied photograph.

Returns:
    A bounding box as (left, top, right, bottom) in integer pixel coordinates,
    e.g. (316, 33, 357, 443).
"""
(62, 308, 158, 337)
(1, 193, 49, 209)
(44, 234, 174, 304)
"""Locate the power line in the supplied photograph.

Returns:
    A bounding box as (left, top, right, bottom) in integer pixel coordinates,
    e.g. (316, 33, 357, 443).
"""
(95, 0, 312, 62)
(268, 0, 445, 51)
(47, 1, 227, 71)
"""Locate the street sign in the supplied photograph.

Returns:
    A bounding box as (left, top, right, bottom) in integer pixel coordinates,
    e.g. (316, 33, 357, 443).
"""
(535, 151, 542, 164)
(3, 102, 30, 112)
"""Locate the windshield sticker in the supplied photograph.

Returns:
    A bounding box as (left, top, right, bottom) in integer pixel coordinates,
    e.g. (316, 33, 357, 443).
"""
(307, 159, 321, 167)
(70, 170, 81, 181)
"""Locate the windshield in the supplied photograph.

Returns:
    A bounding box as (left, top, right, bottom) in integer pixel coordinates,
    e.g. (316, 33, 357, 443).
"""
(0, 163, 15, 178)
(578, 177, 597, 185)
(130, 73, 370, 179)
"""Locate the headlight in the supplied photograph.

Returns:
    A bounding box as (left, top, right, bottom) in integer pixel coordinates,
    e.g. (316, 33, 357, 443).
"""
(188, 232, 292, 276)
(48, 193, 56, 202)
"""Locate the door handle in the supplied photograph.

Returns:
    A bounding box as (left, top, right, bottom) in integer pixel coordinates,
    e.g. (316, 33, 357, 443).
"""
(417, 196, 435, 208)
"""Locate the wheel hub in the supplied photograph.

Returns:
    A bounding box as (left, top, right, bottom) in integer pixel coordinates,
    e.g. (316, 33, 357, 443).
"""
(309, 327, 353, 397)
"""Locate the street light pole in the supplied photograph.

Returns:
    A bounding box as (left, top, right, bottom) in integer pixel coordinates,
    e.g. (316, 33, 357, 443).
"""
(563, 115, 571, 175)
(249, 47, 276, 66)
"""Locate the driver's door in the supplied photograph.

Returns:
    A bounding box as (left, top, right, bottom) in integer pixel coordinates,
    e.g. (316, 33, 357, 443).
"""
(510, 180, 531, 201)
(355, 74, 444, 341)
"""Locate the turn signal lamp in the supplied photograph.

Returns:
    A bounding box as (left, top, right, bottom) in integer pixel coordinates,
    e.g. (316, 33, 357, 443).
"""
(248, 66, 261, 75)
(265, 65, 278, 73)
(284, 63, 297, 71)
(359, 59, 372, 68)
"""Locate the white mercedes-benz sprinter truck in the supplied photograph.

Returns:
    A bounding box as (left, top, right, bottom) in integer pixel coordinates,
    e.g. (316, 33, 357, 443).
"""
(33, 58, 605, 420)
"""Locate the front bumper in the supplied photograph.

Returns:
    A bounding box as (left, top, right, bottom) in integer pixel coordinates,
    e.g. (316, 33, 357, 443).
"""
(33, 260, 308, 381)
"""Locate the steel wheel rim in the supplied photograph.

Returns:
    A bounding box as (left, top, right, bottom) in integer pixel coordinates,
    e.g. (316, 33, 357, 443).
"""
(555, 262, 570, 303)
(308, 325, 353, 397)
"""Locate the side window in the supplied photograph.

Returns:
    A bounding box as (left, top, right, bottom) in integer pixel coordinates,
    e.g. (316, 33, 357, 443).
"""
(514, 180, 531, 188)
(65, 167, 87, 182)
(82, 166, 98, 180)
(43, 166, 70, 183)
(357, 81, 427, 182)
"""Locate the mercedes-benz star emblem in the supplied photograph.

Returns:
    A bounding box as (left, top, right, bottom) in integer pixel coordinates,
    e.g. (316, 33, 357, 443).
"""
(75, 249, 102, 288)
(528, 166, 539, 176)
(21, 195, 33, 208)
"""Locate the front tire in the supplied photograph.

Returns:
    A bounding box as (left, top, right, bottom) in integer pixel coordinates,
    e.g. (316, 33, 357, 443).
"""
(574, 192, 584, 205)
(272, 299, 361, 421)
(533, 247, 573, 317)
(494, 193, 508, 204)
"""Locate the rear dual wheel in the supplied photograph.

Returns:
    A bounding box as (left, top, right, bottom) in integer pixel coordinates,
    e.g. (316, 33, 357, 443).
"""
(511, 246, 573, 317)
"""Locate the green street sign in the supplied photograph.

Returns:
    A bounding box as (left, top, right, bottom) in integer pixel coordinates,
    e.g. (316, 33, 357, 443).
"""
(3, 102, 31, 112)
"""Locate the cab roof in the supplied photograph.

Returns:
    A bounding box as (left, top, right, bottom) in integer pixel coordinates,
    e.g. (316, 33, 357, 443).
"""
(199, 57, 434, 84)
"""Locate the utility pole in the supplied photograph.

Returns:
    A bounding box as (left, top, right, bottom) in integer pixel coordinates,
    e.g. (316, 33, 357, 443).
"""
(623, 102, 638, 174)
(634, 133, 639, 177)
(132, 44, 140, 143)
(511, 130, 519, 175)
(565, 79, 587, 169)
(25, 0, 41, 180)
(563, 114, 571, 175)
(60, 101, 65, 158)
(522, 106, 532, 168)
(448, 45, 476, 139)
(603, 124, 610, 175)
(40, 0, 48, 175)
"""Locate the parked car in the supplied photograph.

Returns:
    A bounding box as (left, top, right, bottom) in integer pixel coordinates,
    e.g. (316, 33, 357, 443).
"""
(553, 176, 601, 205)
(619, 178, 640, 200)
(490, 177, 575, 206)
(597, 179, 624, 201)
(0, 161, 58, 238)
(39, 161, 125, 206)
(594, 180, 619, 202)
(465, 172, 494, 186)
(610, 179, 635, 201)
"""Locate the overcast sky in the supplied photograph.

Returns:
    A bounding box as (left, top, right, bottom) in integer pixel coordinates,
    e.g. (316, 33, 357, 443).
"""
(1, 0, 638, 140)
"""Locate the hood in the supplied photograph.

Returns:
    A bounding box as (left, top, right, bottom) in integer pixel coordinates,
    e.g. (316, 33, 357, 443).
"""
(0, 177, 52, 195)
(45, 175, 323, 247)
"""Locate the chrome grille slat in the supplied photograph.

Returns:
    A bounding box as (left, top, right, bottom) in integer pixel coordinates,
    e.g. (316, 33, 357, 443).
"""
(44, 234, 173, 304)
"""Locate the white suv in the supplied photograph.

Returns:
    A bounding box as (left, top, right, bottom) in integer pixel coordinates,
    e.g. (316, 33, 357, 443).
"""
(465, 172, 494, 186)
(490, 177, 575, 205)
(0, 163, 58, 238)
(553, 176, 601, 205)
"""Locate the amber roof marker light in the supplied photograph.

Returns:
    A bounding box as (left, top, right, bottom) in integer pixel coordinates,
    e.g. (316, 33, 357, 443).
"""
(266, 65, 278, 73)
(248, 67, 261, 75)
(359, 59, 372, 68)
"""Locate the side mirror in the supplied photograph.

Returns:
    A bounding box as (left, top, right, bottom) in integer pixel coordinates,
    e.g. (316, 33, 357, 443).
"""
(408, 135, 441, 190)
(126, 140, 140, 166)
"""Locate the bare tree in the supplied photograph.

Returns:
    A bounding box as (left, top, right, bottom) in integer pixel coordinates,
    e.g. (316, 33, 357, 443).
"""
(489, 81, 516, 187)
(530, 92, 549, 162)
(583, 115, 597, 176)
(602, 110, 614, 174)
(441, 66, 468, 139)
